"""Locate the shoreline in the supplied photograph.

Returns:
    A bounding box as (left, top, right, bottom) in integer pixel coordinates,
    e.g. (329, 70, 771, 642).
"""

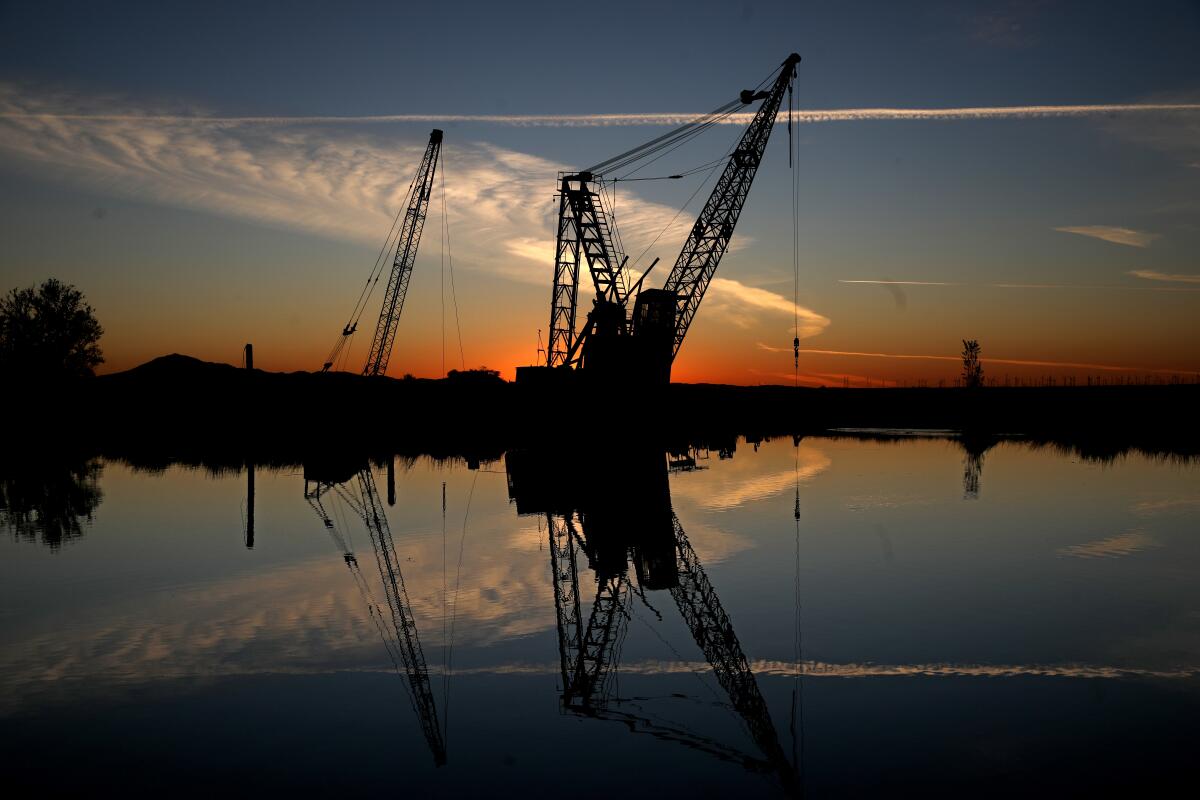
(11, 353, 1198, 465)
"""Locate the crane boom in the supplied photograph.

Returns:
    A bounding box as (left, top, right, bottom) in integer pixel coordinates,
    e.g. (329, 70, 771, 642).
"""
(357, 469, 447, 764)
(362, 129, 443, 377)
(521, 53, 801, 387)
(303, 468, 447, 766)
(539, 475, 797, 792)
(662, 53, 799, 359)
(668, 513, 796, 790)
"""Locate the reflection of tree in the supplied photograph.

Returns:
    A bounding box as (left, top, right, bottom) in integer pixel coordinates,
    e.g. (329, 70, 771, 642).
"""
(1, 458, 103, 549)
(962, 451, 983, 499)
(960, 432, 997, 500)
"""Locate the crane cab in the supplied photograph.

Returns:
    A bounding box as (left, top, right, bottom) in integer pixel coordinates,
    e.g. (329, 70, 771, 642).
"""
(631, 288, 677, 386)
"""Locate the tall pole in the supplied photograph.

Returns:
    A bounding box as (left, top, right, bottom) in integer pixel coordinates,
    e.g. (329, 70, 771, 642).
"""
(245, 462, 255, 549)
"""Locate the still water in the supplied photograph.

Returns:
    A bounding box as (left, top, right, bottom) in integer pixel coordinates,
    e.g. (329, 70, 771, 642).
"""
(3, 435, 1199, 796)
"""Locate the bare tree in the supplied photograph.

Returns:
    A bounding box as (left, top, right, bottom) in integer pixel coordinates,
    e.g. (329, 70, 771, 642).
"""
(961, 339, 983, 389)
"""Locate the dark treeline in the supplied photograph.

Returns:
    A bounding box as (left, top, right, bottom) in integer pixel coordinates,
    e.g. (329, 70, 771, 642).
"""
(10, 354, 1200, 468)
(6, 355, 1197, 548)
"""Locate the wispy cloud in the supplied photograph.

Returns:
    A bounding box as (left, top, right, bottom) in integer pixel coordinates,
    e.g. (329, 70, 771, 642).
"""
(3, 95, 1198, 129)
(838, 279, 958, 286)
(706, 277, 830, 338)
(1104, 97, 1200, 172)
(1055, 225, 1159, 248)
(671, 453, 831, 512)
(746, 363, 893, 387)
(0, 85, 822, 331)
(796, 348, 1200, 376)
(839, 278, 1200, 293)
(1129, 269, 1200, 284)
(424, 658, 1200, 680)
(1058, 530, 1159, 560)
(1131, 497, 1200, 515)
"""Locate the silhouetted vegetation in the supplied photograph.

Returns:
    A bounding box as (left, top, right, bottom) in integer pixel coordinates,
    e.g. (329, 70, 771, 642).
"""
(0, 278, 104, 380)
(1, 457, 103, 549)
(961, 339, 983, 389)
(446, 366, 502, 385)
(5, 355, 1197, 478)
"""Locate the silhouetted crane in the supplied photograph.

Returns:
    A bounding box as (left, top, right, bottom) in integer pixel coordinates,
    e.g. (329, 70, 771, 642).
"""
(322, 129, 443, 375)
(511, 448, 799, 794)
(538, 53, 801, 385)
(304, 466, 447, 766)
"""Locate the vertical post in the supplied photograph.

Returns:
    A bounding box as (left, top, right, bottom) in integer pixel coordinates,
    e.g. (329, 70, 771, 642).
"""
(387, 456, 396, 506)
(245, 462, 255, 549)
(244, 343, 255, 547)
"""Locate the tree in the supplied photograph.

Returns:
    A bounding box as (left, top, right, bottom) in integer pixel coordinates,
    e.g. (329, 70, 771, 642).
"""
(0, 279, 104, 380)
(961, 339, 983, 389)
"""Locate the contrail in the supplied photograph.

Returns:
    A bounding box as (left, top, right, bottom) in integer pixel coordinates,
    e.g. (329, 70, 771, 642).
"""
(3, 103, 1199, 127)
(797, 348, 1200, 375)
(839, 279, 959, 286)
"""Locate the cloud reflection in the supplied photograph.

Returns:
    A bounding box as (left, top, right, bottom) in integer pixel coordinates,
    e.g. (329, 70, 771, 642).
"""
(1058, 529, 1160, 559)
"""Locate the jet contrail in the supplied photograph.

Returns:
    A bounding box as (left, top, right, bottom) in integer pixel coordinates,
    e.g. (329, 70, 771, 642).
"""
(3, 103, 1198, 127)
(797, 348, 1200, 375)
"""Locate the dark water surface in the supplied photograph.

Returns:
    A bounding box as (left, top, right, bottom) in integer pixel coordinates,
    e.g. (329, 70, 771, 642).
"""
(3, 435, 1199, 796)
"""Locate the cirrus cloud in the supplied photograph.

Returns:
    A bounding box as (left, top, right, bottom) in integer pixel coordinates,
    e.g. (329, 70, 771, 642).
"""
(1054, 226, 1159, 248)
(705, 277, 830, 338)
(1129, 269, 1200, 284)
(0, 84, 822, 335)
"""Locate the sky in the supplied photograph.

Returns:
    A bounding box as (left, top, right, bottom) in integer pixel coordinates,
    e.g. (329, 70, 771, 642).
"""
(1, 0, 1198, 385)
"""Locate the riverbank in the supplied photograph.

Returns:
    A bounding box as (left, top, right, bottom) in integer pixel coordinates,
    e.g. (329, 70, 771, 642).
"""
(13, 354, 1199, 463)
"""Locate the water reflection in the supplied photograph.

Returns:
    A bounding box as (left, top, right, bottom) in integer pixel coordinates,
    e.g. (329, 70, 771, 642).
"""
(507, 448, 801, 794)
(4, 433, 1200, 795)
(1, 456, 103, 549)
(304, 461, 447, 766)
(960, 432, 998, 500)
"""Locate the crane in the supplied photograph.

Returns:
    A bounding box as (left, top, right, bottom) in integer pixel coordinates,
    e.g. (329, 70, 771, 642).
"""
(547, 508, 797, 793)
(322, 129, 443, 376)
(534, 53, 800, 385)
(509, 448, 799, 794)
(304, 465, 447, 766)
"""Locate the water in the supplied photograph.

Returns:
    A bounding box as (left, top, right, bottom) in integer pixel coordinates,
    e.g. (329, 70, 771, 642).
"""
(3, 435, 1199, 796)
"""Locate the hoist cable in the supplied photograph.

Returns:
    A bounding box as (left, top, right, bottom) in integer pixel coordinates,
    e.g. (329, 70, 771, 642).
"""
(443, 470, 478, 743)
(603, 154, 730, 184)
(440, 170, 446, 377)
(609, 104, 745, 179)
(585, 98, 744, 175)
(587, 60, 786, 277)
(587, 63, 778, 177)
(322, 163, 421, 370)
(585, 60, 781, 178)
(790, 71, 800, 380)
(625, 136, 738, 273)
(442, 159, 466, 371)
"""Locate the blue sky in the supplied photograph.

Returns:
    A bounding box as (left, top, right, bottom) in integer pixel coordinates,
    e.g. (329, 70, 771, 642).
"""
(1, 0, 1198, 382)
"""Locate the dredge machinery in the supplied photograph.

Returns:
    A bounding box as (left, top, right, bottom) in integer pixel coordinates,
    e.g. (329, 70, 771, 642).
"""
(522, 53, 801, 387)
(322, 129, 443, 376)
(304, 462, 446, 766)
(506, 445, 799, 795)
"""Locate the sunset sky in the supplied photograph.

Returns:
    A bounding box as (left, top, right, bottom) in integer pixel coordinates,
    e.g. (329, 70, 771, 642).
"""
(2, 0, 1198, 385)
